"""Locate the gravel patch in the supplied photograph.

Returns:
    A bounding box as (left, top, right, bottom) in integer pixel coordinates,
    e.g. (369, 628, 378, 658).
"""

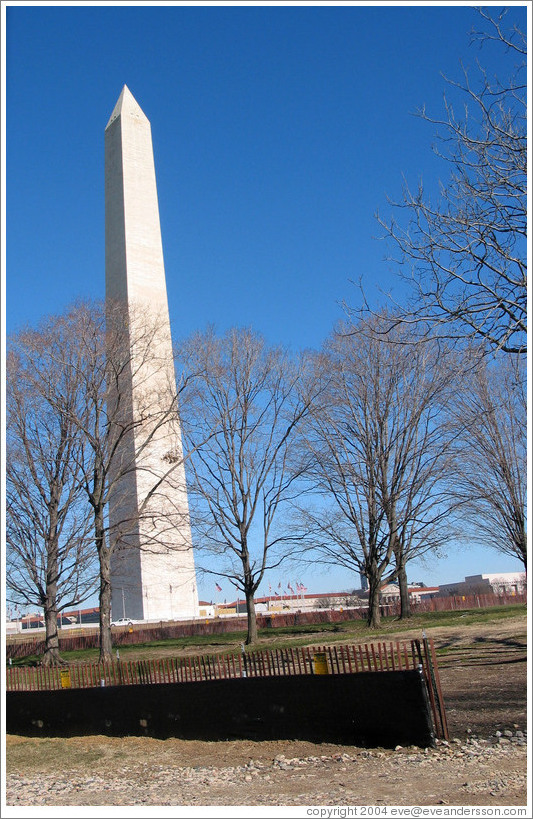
(5, 731, 527, 807)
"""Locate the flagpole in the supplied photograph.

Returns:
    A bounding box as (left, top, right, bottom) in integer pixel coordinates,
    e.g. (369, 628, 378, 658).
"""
(214, 581, 223, 617)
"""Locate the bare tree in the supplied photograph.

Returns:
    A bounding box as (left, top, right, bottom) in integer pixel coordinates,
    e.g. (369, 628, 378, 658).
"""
(376, 333, 459, 617)
(178, 327, 316, 644)
(16, 301, 193, 661)
(60, 301, 194, 661)
(299, 318, 457, 626)
(450, 351, 526, 569)
(362, 9, 526, 355)
(6, 318, 97, 665)
(6, 302, 197, 662)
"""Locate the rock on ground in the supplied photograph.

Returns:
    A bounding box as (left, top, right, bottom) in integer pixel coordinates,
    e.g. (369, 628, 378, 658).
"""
(5, 733, 527, 807)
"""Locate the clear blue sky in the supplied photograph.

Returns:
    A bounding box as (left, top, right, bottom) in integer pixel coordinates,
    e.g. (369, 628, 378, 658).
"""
(4, 1, 527, 604)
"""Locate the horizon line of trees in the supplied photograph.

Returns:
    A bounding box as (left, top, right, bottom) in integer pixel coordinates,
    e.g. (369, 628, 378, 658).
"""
(6, 305, 526, 660)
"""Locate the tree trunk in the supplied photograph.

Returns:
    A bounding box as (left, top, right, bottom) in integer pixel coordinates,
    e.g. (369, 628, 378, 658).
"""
(367, 574, 381, 628)
(42, 601, 65, 666)
(245, 589, 258, 644)
(397, 560, 411, 618)
(41, 531, 65, 667)
(517, 529, 527, 571)
(96, 509, 113, 662)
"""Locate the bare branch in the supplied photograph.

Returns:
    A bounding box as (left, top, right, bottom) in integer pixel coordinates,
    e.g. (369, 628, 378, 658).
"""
(177, 327, 320, 644)
(352, 9, 526, 355)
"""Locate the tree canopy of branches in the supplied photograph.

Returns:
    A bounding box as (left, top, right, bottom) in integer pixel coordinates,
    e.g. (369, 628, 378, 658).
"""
(368, 9, 526, 355)
(450, 351, 527, 570)
(6, 316, 97, 665)
(299, 318, 457, 626)
(7, 301, 193, 663)
(61, 301, 192, 661)
(178, 327, 316, 644)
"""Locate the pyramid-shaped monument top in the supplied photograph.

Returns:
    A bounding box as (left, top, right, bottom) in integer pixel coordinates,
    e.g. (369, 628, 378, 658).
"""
(106, 85, 149, 129)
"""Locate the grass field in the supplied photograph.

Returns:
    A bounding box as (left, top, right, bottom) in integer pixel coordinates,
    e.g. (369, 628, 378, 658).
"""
(10, 603, 526, 666)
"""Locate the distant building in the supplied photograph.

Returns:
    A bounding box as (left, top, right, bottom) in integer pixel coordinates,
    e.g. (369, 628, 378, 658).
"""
(219, 591, 363, 615)
(355, 582, 439, 605)
(197, 602, 216, 618)
(375, 583, 439, 604)
(438, 572, 526, 597)
(5, 619, 23, 634)
(6, 606, 101, 631)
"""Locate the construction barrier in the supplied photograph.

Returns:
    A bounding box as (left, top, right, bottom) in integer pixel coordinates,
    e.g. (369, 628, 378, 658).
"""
(6, 638, 448, 741)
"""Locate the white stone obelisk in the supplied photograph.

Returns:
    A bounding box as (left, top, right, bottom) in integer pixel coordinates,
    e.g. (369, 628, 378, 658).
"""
(105, 85, 198, 621)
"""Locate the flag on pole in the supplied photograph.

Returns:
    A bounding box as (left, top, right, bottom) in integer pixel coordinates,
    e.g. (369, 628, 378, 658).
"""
(215, 582, 222, 592)
(275, 591, 280, 596)
(278, 582, 282, 589)
(288, 583, 294, 594)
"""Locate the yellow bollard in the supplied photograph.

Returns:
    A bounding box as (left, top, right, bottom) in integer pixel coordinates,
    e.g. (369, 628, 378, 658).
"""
(313, 652, 329, 675)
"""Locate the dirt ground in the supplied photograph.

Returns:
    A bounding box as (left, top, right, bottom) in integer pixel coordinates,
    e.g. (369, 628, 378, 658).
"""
(5, 615, 528, 809)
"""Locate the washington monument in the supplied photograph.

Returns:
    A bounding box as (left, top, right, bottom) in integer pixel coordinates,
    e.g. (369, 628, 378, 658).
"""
(105, 85, 198, 621)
